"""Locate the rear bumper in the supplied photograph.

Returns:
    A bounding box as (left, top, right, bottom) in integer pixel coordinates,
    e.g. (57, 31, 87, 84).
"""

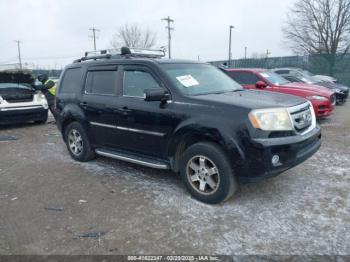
(0, 106, 48, 124)
(236, 126, 321, 183)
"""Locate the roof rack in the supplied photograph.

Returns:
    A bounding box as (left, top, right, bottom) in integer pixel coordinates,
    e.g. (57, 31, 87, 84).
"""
(73, 46, 165, 63)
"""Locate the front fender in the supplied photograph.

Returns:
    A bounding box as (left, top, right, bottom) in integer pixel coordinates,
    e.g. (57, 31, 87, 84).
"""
(167, 119, 246, 166)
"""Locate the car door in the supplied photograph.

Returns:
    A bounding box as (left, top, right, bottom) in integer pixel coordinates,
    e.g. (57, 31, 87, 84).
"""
(80, 64, 121, 148)
(113, 65, 174, 158)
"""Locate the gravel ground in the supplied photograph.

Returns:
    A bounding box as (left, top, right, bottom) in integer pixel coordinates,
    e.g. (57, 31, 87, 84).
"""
(0, 102, 349, 255)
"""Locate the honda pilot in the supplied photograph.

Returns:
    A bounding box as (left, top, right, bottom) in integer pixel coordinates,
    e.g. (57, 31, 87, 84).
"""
(56, 47, 321, 204)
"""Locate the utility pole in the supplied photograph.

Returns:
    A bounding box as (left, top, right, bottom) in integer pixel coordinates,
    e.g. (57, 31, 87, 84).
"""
(228, 25, 234, 67)
(266, 49, 271, 58)
(89, 27, 100, 51)
(245, 46, 247, 59)
(14, 40, 22, 69)
(162, 16, 174, 59)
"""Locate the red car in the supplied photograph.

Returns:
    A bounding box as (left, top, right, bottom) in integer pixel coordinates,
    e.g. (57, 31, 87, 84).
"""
(224, 68, 336, 118)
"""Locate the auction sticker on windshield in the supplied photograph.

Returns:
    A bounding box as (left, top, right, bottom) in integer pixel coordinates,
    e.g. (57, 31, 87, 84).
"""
(176, 75, 199, 87)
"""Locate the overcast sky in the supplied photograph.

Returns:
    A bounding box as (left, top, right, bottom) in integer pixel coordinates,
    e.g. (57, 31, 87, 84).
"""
(0, 0, 295, 68)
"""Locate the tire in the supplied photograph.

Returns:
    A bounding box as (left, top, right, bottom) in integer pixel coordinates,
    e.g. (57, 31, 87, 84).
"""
(64, 121, 95, 162)
(179, 142, 238, 204)
(34, 112, 48, 124)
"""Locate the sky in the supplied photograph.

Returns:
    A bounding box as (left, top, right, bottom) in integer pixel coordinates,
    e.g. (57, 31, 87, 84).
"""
(0, 0, 296, 69)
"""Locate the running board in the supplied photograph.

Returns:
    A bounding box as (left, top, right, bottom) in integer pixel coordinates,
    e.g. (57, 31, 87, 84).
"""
(95, 149, 170, 170)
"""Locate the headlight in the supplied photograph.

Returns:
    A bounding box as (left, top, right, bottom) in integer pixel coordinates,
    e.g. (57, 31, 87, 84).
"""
(306, 95, 328, 101)
(35, 93, 46, 102)
(334, 88, 342, 93)
(248, 108, 293, 131)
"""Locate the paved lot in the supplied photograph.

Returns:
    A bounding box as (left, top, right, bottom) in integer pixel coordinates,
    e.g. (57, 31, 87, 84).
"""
(0, 103, 349, 255)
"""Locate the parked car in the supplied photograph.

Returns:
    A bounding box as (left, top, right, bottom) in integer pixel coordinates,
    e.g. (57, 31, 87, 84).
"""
(224, 68, 335, 119)
(56, 47, 321, 204)
(272, 68, 349, 104)
(0, 69, 48, 125)
(274, 68, 338, 83)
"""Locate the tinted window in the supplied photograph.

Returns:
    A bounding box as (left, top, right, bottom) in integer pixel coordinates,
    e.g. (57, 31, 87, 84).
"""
(284, 76, 300, 82)
(123, 70, 160, 97)
(274, 70, 290, 74)
(59, 68, 82, 93)
(226, 71, 260, 85)
(85, 70, 117, 95)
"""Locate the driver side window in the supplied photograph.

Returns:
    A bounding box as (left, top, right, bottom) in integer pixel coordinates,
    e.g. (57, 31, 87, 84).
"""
(123, 69, 161, 98)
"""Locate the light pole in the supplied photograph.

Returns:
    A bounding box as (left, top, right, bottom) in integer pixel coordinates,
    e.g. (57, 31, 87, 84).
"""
(245, 46, 247, 59)
(228, 25, 234, 67)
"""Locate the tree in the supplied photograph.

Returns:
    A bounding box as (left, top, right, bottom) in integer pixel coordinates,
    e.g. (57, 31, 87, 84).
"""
(110, 23, 157, 49)
(283, 0, 350, 75)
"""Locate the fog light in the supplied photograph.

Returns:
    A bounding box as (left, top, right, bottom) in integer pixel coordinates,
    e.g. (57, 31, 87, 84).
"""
(271, 155, 280, 166)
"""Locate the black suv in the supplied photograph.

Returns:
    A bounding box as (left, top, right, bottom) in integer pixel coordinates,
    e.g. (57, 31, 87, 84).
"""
(56, 47, 321, 204)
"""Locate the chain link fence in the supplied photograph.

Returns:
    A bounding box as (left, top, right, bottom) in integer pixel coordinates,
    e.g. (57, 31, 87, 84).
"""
(210, 54, 350, 86)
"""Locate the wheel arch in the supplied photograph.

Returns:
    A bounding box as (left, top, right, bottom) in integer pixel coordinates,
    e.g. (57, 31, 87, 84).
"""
(60, 105, 90, 141)
(168, 125, 245, 173)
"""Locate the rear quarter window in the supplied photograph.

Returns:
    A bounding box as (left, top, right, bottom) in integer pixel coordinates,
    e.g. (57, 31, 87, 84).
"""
(59, 68, 83, 94)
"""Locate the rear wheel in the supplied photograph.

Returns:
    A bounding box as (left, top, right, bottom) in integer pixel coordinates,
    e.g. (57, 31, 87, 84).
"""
(64, 122, 95, 162)
(180, 142, 238, 204)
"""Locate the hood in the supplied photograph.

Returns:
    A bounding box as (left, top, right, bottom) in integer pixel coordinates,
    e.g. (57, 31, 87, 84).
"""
(192, 90, 306, 110)
(0, 70, 35, 85)
(313, 75, 337, 83)
(316, 81, 349, 92)
(283, 82, 334, 97)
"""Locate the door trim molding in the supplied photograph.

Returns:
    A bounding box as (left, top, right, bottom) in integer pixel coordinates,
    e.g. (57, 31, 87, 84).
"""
(89, 121, 166, 137)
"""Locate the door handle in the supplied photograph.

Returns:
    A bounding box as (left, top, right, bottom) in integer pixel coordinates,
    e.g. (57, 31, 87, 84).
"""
(80, 102, 88, 108)
(115, 107, 132, 115)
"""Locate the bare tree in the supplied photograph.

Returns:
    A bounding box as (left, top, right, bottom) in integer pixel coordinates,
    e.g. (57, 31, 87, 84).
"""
(110, 23, 157, 49)
(283, 0, 350, 75)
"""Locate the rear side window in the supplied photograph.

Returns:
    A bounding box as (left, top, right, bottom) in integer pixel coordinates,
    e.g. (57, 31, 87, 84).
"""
(123, 70, 161, 98)
(59, 68, 82, 93)
(85, 70, 117, 95)
(227, 71, 260, 85)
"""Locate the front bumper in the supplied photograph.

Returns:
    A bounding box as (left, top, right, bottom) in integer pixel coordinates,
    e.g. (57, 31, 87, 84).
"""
(310, 99, 334, 118)
(335, 90, 349, 104)
(237, 126, 321, 183)
(0, 106, 48, 125)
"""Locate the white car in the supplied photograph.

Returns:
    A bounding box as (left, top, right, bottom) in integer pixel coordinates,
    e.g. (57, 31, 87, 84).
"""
(0, 70, 48, 125)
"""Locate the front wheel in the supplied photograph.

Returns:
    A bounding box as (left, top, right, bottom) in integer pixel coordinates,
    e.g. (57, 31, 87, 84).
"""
(64, 122, 95, 162)
(180, 142, 238, 204)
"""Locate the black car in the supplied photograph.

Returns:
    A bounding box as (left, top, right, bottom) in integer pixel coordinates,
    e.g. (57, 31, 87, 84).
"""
(272, 68, 349, 104)
(56, 47, 321, 204)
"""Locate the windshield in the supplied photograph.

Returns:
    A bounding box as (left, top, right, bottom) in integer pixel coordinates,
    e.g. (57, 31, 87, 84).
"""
(162, 63, 242, 96)
(296, 73, 318, 84)
(259, 71, 290, 85)
(0, 83, 33, 90)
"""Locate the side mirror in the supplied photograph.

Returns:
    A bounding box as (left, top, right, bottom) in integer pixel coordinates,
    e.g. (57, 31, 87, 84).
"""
(255, 81, 267, 89)
(144, 89, 170, 102)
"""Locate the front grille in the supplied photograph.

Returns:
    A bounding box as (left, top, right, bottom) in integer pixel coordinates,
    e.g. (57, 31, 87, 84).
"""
(288, 102, 313, 133)
(4, 95, 34, 103)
